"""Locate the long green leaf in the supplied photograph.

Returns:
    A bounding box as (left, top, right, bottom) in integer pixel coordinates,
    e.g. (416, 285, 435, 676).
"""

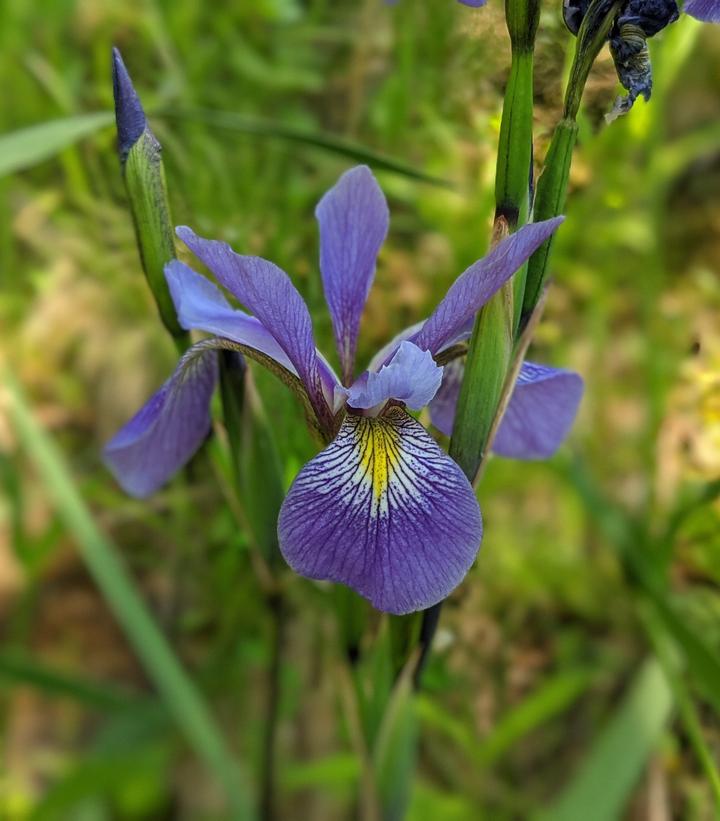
(6, 372, 253, 820)
(539, 658, 673, 821)
(157, 108, 453, 188)
(0, 651, 141, 711)
(0, 112, 114, 178)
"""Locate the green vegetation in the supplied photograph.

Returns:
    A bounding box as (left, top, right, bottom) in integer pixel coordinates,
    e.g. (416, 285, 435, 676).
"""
(1, 2, 719, 819)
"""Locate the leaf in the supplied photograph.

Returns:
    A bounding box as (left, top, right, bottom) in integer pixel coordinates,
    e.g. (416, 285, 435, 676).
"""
(0, 651, 141, 711)
(157, 107, 453, 188)
(0, 112, 114, 178)
(538, 658, 673, 821)
(5, 372, 254, 820)
(373, 670, 419, 821)
(417, 668, 595, 766)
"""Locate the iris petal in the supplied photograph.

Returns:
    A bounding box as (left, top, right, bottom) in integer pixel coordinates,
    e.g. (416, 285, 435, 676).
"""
(493, 362, 584, 459)
(316, 166, 389, 382)
(684, 0, 720, 22)
(104, 341, 218, 498)
(415, 218, 564, 355)
(429, 360, 583, 459)
(278, 406, 482, 614)
(347, 341, 443, 411)
(165, 260, 341, 407)
(166, 260, 296, 372)
(176, 227, 333, 429)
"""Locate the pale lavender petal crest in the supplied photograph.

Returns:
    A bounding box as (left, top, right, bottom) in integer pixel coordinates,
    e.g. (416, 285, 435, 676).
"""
(347, 341, 443, 411)
(316, 165, 389, 381)
(278, 406, 482, 614)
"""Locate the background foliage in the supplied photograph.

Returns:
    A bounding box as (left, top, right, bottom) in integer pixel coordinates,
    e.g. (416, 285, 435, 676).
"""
(1, 1, 719, 818)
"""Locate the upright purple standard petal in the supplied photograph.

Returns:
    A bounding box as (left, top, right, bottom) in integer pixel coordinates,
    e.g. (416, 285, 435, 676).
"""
(415, 218, 564, 355)
(429, 360, 583, 459)
(104, 342, 218, 498)
(316, 166, 389, 383)
(166, 260, 342, 407)
(278, 406, 482, 614)
(684, 0, 720, 21)
(347, 341, 443, 411)
(176, 227, 332, 428)
(166, 260, 296, 372)
(493, 362, 584, 459)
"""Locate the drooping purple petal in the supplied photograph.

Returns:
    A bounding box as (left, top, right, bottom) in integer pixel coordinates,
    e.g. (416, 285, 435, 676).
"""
(493, 362, 584, 459)
(316, 166, 389, 382)
(414, 218, 564, 355)
(347, 341, 443, 411)
(429, 359, 583, 459)
(176, 227, 332, 426)
(278, 406, 482, 614)
(684, 0, 720, 21)
(104, 342, 218, 498)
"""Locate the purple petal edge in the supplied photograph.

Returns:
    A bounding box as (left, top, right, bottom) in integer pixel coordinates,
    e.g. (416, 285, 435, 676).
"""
(104, 342, 218, 498)
(684, 0, 720, 21)
(415, 217, 564, 355)
(430, 360, 584, 460)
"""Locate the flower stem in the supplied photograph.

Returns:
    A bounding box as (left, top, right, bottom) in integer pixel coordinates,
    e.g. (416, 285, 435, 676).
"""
(260, 592, 286, 821)
(521, 0, 623, 323)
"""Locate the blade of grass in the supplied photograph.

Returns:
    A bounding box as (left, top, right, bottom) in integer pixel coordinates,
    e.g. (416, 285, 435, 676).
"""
(0, 112, 114, 178)
(157, 108, 453, 188)
(0, 650, 142, 711)
(417, 667, 595, 766)
(5, 371, 253, 820)
(641, 604, 720, 808)
(538, 658, 673, 821)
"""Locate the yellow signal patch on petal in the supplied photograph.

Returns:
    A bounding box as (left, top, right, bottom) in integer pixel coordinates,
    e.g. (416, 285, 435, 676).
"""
(353, 410, 403, 515)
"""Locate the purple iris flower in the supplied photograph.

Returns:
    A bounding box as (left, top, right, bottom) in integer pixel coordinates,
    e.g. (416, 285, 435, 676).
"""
(105, 166, 582, 615)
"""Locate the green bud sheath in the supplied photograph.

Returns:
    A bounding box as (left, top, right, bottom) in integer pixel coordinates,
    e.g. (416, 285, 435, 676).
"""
(521, 117, 578, 319)
(449, 242, 514, 481)
(112, 48, 187, 345)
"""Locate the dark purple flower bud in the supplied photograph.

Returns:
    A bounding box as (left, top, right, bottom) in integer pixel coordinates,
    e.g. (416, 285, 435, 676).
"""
(111, 48, 148, 163)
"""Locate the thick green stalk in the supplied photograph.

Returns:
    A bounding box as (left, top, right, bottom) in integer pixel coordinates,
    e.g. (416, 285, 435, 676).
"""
(411, 0, 540, 689)
(449, 0, 537, 486)
(521, 0, 623, 321)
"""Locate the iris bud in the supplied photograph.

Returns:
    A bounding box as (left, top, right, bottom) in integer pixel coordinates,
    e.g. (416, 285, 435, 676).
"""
(112, 48, 187, 344)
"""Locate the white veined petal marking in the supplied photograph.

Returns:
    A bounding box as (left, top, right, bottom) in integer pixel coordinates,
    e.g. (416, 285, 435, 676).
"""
(278, 406, 483, 614)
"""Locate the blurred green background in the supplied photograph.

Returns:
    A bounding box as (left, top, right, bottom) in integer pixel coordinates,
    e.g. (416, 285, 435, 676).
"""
(1, 1, 719, 819)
